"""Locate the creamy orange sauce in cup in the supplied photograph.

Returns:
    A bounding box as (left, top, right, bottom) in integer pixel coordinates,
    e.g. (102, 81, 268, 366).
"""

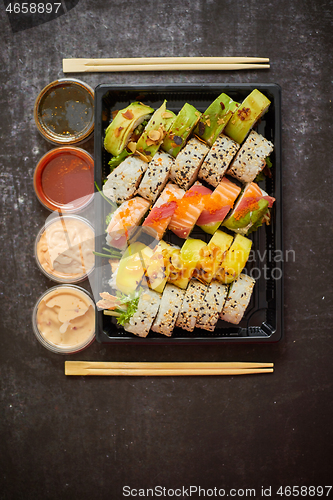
(35, 286, 95, 350)
(35, 216, 95, 283)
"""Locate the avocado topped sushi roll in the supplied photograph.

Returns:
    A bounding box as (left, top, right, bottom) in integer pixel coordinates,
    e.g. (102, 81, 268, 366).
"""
(224, 89, 271, 144)
(104, 102, 154, 156)
(136, 101, 176, 160)
(162, 103, 201, 157)
(194, 93, 237, 146)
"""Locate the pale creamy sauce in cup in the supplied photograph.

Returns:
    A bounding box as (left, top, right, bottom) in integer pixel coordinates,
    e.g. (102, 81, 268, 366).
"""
(36, 217, 95, 282)
(36, 287, 95, 349)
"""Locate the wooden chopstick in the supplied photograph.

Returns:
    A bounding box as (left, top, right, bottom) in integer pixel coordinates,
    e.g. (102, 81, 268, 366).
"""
(65, 361, 274, 376)
(62, 57, 270, 73)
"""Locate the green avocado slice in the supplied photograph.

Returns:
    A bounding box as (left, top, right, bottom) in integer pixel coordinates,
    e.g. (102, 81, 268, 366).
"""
(136, 101, 175, 159)
(224, 89, 271, 144)
(104, 102, 154, 156)
(162, 103, 201, 157)
(222, 198, 269, 235)
(194, 93, 237, 146)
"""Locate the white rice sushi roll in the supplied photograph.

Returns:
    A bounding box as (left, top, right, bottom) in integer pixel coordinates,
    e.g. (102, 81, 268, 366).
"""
(151, 284, 185, 337)
(137, 152, 174, 203)
(170, 137, 209, 190)
(198, 134, 240, 187)
(103, 156, 148, 204)
(227, 130, 274, 183)
(220, 273, 255, 325)
(176, 280, 207, 332)
(196, 280, 228, 332)
(124, 289, 162, 338)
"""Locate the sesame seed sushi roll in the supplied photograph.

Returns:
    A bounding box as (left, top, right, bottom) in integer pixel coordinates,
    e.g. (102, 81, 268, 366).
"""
(137, 152, 174, 203)
(220, 273, 256, 325)
(196, 280, 228, 332)
(227, 130, 274, 184)
(124, 289, 162, 338)
(168, 182, 208, 239)
(176, 280, 207, 332)
(106, 196, 151, 249)
(103, 156, 148, 204)
(142, 182, 185, 240)
(196, 177, 242, 235)
(170, 137, 209, 190)
(151, 284, 185, 337)
(198, 134, 240, 187)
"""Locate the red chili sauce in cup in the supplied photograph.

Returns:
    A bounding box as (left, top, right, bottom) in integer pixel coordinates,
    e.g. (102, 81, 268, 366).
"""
(34, 147, 94, 212)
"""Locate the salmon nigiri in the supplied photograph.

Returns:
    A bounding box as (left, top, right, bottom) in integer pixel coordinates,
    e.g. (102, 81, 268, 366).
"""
(168, 182, 209, 239)
(197, 177, 242, 234)
(106, 196, 151, 249)
(223, 181, 275, 235)
(142, 183, 185, 240)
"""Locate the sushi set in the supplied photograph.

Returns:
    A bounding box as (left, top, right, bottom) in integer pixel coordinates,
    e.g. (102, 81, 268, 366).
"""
(93, 83, 283, 344)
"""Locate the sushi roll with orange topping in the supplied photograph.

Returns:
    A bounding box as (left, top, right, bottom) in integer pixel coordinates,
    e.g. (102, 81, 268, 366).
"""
(223, 181, 275, 235)
(106, 196, 151, 249)
(142, 182, 185, 240)
(168, 182, 209, 239)
(197, 177, 242, 234)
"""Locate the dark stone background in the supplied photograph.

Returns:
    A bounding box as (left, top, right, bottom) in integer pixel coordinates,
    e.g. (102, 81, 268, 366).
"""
(0, 1, 332, 498)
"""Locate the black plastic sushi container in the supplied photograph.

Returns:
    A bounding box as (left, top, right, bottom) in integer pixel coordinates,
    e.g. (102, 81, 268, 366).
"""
(93, 83, 283, 344)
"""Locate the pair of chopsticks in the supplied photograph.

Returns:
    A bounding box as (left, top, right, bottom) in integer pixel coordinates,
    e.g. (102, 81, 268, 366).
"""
(62, 57, 270, 73)
(65, 361, 274, 376)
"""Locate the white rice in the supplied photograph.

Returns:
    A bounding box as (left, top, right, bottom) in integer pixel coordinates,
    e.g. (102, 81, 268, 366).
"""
(220, 273, 256, 325)
(175, 280, 207, 332)
(151, 284, 185, 336)
(137, 152, 174, 203)
(124, 289, 162, 338)
(198, 134, 240, 187)
(196, 280, 228, 332)
(103, 156, 148, 204)
(227, 130, 274, 183)
(170, 138, 209, 190)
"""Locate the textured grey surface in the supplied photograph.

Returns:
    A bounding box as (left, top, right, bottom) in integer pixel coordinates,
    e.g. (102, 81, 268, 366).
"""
(1, 0, 333, 498)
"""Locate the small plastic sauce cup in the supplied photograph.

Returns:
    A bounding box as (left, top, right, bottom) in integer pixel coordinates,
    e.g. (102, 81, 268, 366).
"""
(34, 78, 94, 145)
(32, 285, 96, 354)
(33, 146, 94, 213)
(34, 214, 95, 284)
